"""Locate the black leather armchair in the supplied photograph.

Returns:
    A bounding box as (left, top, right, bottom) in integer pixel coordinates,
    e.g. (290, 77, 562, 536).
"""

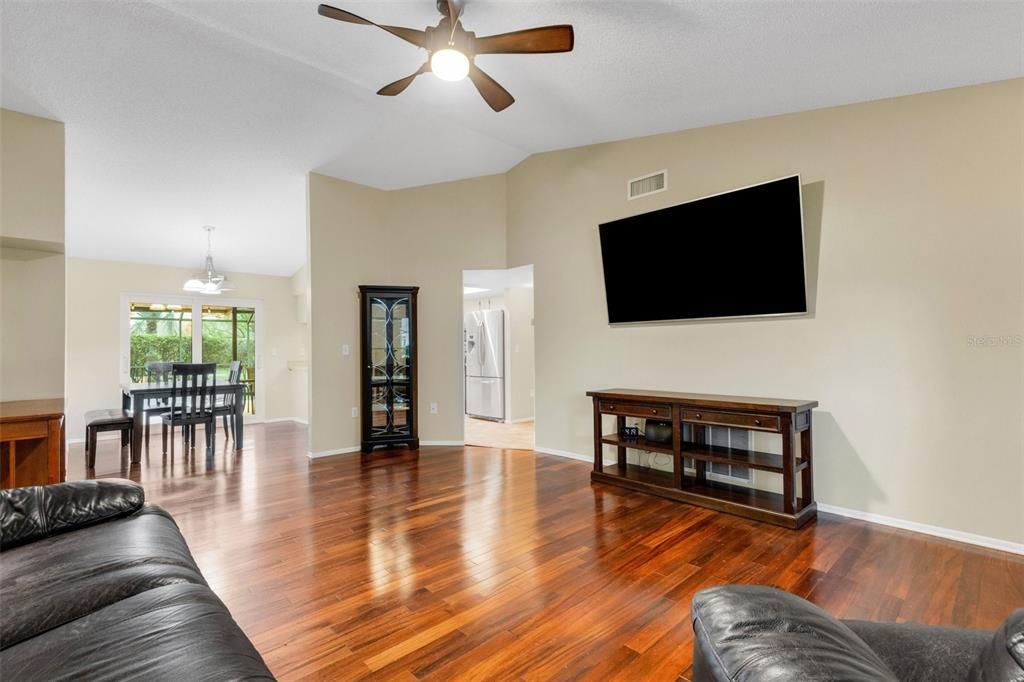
(690, 585, 1022, 682)
(0, 479, 275, 681)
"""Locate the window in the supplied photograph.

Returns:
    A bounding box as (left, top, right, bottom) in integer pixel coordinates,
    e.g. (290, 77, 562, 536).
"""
(128, 303, 193, 382)
(122, 296, 262, 419)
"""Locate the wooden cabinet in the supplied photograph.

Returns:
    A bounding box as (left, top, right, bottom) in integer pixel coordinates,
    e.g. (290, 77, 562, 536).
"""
(588, 389, 817, 529)
(1, 399, 65, 489)
(359, 286, 419, 453)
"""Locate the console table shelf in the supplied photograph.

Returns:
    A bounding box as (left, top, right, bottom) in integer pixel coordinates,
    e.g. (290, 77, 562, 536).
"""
(600, 462, 676, 488)
(683, 443, 807, 475)
(599, 433, 675, 456)
(588, 389, 818, 529)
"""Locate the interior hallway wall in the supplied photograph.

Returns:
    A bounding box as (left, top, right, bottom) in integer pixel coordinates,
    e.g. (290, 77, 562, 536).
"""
(307, 173, 506, 455)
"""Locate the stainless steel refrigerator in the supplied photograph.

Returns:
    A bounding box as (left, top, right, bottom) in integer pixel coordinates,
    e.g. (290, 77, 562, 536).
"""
(464, 309, 505, 421)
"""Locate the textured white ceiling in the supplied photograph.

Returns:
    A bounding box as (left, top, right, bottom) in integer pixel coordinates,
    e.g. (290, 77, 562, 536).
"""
(2, 1, 1021, 276)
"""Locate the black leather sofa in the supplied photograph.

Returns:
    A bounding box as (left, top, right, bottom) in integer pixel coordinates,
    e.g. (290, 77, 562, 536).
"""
(690, 584, 1023, 682)
(0, 479, 275, 681)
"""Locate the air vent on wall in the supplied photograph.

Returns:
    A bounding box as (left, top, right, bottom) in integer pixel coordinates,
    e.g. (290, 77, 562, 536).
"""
(628, 170, 667, 200)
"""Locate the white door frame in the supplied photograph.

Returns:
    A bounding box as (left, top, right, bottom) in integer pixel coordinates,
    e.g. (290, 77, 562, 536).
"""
(119, 292, 266, 423)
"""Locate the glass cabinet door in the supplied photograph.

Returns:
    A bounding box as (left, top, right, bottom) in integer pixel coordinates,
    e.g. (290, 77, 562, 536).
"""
(366, 291, 414, 441)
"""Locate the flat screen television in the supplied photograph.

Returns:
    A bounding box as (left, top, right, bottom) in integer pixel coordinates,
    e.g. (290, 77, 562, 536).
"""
(598, 175, 807, 324)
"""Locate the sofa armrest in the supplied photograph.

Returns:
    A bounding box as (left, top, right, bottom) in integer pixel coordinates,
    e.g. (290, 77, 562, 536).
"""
(968, 609, 1024, 682)
(0, 479, 145, 550)
(691, 585, 899, 682)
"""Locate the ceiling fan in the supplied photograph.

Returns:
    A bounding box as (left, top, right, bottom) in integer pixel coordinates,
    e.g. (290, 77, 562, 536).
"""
(317, 0, 574, 112)
(183, 226, 234, 296)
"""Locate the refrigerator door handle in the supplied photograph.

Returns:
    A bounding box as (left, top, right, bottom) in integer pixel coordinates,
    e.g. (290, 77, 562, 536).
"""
(478, 323, 486, 369)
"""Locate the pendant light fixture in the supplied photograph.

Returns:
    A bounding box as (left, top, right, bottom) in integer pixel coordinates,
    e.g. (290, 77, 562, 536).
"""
(183, 225, 232, 295)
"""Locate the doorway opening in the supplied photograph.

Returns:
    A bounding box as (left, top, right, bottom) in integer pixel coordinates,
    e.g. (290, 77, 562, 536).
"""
(462, 265, 534, 450)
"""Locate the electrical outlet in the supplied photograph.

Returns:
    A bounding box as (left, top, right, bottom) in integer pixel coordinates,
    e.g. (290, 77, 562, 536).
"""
(529, 388, 535, 398)
(429, 402, 438, 414)
(341, 344, 350, 357)
(351, 407, 358, 418)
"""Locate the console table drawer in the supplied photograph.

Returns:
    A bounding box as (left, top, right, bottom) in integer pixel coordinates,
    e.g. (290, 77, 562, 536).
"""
(682, 410, 779, 432)
(599, 401, 671, 420)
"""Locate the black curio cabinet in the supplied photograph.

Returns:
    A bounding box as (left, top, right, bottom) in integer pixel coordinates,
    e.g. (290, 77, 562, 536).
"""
(359, 286, 419, 453)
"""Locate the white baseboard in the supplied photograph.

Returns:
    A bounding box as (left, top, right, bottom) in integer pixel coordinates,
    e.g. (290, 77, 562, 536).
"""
(69, 416, 304, 444)
(534, 446, 594, 464)
(535, 445, 1022, 556)
(817, 503, 1023, 556)
(68, 433, 123, 445)
(307, 440, 462, 459)
(307, 446, 361, 459)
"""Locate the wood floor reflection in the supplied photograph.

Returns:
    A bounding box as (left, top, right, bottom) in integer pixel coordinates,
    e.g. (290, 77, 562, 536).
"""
(70, 422, 1024, 681)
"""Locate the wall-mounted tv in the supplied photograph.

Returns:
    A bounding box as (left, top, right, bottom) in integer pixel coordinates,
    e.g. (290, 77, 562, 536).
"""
(598, 175, 807, 324)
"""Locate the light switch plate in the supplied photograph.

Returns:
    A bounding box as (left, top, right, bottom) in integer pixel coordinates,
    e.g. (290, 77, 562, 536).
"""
(351, 407, 358, 418)
(342, 344, 350, 357)
(429, 402, 438, 414)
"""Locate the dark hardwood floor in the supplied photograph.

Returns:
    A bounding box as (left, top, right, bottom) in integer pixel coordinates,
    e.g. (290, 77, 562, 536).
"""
(71, 422, 1023, 681)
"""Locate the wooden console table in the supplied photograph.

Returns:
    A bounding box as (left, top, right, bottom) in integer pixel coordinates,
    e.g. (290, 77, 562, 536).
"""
(0, 399, 66, 489)
(587, 389, 817, 528)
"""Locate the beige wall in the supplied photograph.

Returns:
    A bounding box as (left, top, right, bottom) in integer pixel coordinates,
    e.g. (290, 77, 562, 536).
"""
(65, 257, 307, 436)
(1, 109, 65, 244)
(505, 286, 535, 423)
(307, 172, 506, 454)
(1, 108, 66, 401)
(506, 79, 1024, 545)
(289, 265, 309, 420)
(1, 251, 65, 400)
(306, 80, 1022, 545)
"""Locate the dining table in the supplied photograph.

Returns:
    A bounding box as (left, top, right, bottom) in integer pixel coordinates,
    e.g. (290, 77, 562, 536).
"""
(121, 382, 245, 462)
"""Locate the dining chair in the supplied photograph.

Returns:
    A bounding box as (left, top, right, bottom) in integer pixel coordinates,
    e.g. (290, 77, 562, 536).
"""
(161, 363, 217, 454)
(142, 361, 174, 449)
(83, 408, 133, 470)
(213, 360, 242, 442)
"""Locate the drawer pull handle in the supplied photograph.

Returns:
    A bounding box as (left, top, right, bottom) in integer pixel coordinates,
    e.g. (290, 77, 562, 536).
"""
(651, 408, 657, 414)
(754, 419, 762, 426)
(695, 413, 702, 419)
(608, 405, 615, 410)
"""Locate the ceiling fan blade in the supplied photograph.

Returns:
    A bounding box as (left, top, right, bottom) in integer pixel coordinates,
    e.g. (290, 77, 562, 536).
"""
(317, 4, 428, 48)
(468, 64, 514, 112)
(377, 63, 430, 96)
(317, 4, 372, 25)
(474, 25, 574, 54)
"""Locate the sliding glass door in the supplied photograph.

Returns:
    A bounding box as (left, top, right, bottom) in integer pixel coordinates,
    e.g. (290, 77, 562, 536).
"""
(122, 295, 262, 419)
(201, 305, 256, 415)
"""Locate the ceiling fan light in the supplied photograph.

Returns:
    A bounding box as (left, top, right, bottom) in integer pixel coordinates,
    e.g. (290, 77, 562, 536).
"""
(200, 281, 222, 295)
(183, 279, 205, 292)
(431, 48, 469, 81)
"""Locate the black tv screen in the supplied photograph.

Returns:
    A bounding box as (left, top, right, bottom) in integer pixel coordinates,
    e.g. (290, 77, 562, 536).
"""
(599, 175, 807, 324)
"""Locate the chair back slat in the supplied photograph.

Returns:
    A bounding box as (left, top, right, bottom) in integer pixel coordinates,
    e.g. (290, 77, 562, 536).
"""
(144, 361, 174, 384)
(143, 361, 175, 408)
(223, 361, 242, 407)
(170, 363, 217, 421)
